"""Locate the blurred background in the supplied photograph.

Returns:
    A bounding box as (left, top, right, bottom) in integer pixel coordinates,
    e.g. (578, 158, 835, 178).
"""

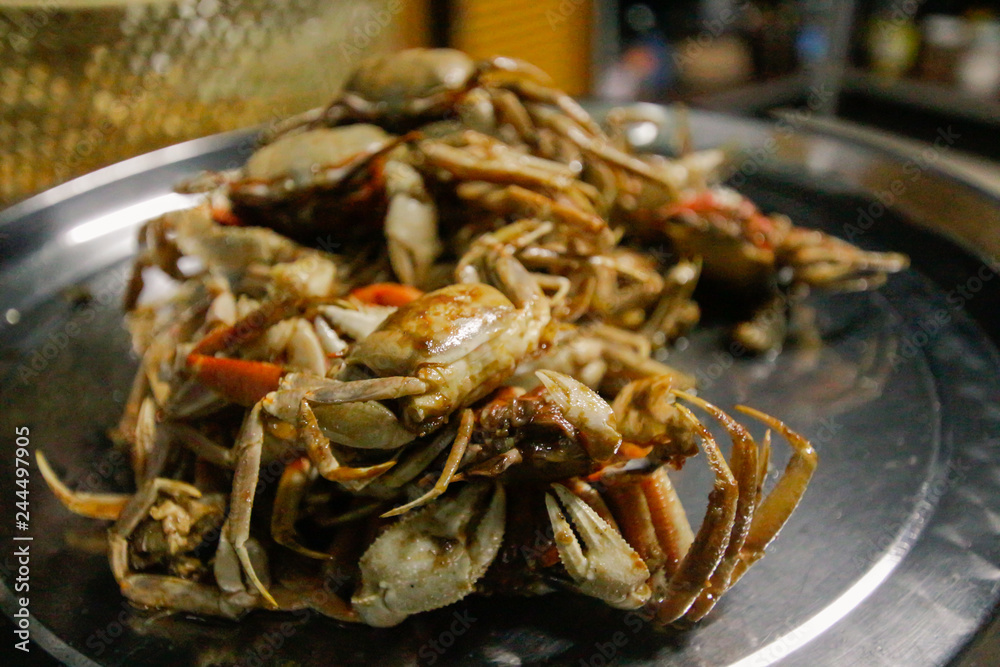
(1, 0, 999, 208)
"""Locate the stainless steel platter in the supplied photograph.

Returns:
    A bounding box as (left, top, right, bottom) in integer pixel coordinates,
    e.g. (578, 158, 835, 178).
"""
(2, 109, 999, 666)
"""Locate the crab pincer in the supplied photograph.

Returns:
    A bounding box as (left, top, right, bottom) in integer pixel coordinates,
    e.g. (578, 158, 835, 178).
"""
(544, 483, 652, 610)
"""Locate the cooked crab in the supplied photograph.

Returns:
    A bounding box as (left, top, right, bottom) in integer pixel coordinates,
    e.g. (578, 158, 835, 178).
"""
(627, 186, 909, 352)
(477, 386, 816, 625)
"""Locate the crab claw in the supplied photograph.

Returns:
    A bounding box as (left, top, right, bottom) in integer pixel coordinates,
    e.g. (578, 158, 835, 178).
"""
(535, 370, 622, 461)
(545, 484, 650, 610)
(352, 481, 505, 627)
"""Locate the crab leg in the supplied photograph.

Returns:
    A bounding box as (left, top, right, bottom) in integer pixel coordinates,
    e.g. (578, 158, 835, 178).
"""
(190, 297, 300, 357)
(110, 362, 151, 450)
(418, 136, 577, 191)
(640, 259, 702, 342)
(306, 376, 429, 405)
(298, 399, 396, 483)
(131, 396, 159, 482)
(733, 293, 789, 355)
(491, 87, 538, 143)
(727, 405, 817, 585)
(504, 78, 605, 137)
(654, 404, 739, 625)
(257, 105, 326, 145)
(384, 160, 441, 287)
(165, 421, 237, 468)
(457, 181, 611, 239)
(271, 457, 332, 560)
(216, 403, 278, 607)
(780, 228, 909, 289)
(676, 391, 760, 622)
(361, 424, 458, 496)
(187, 355, 284, 407)
(36, 451, 131, 521)
(381, 408, 474, 517)
(117, 574, 253, 619)
(603, 468, 693, 579)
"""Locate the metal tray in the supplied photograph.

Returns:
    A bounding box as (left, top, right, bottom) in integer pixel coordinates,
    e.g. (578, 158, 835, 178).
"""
(2, 110, 1000, 666)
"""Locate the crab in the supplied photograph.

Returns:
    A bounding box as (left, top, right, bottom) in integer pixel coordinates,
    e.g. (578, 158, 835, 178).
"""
(474, 383, 816, 625)
(352, 481, 506, 626)
(123, 205, 315, 310)
(36, 462, 362, 621)
(265, 48, 597, 140)
(354, 377, 816, 627)
(339, 372, 635, 627)
(310, 244, 552, 436)
(176, 126, 446, 288)
(355, 368, 624, 523)
(186, 247, 552, 605)
(627, 186, 909, 352)
(35, 455, 255, 618)
(118, 236, 344, 451)
(261, 49, 691, 211)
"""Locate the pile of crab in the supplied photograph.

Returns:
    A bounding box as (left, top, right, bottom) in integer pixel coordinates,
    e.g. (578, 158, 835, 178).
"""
(40, 49, 907, 629)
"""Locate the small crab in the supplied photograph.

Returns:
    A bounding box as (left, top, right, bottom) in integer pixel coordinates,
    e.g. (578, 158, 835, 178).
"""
(479, 384, 816, 625)
(264, 49, 684, 206)
(352, 480, 506, 627)
(343, 370, 638, 627)
(268, 48, 597, 139)
(361, 369, 624, 522)
(178, 126, 444, 288)
(192, 247, 551, 605)
(36, 465, 360, 621)
(311, 244, 551, 437)
(634, 186, 909, 352)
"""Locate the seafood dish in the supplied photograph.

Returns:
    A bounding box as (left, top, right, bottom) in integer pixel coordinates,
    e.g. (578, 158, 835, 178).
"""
(38, 48, 908, 629)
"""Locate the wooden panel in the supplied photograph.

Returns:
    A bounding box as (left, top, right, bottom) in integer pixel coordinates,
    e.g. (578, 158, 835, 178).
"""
(452, 0, 592, 96)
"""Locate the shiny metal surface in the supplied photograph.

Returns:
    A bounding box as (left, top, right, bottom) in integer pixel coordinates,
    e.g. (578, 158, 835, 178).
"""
(2, 110, 1000, 666)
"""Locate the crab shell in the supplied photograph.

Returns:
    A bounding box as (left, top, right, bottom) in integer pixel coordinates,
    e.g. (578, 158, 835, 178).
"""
(228, 125, 396, 245)
(346, 281, 543, 433)
(352, 481, 506, 626)
(341, 48, 478, 126)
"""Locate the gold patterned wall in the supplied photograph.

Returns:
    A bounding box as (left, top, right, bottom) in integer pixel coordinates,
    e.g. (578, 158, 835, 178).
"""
(0, 0, 425, 208)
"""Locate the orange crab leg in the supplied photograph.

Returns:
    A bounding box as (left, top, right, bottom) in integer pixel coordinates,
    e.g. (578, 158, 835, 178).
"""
(618, 442, 654, 460)
(186, 353, 283, 407)
(190, 324, 238, 357)
(191, 298, 299, 357)
(729, 405, 817, 580)
(350, 283, 424, 307)
(36, 451, 131, 520)
(662, 190, 777, 251)
(210, 205, 243, 226)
